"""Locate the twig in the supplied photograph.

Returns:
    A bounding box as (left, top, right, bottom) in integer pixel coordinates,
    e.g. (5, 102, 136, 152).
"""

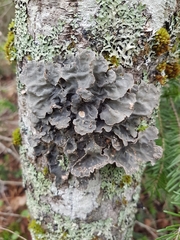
(0, 142, 19, 161)
(0, 1, 12, 8)
(0, 2, 13, 20)
(0, 226, 27, 240)
(135, 220, 158, 239)
(0, 211, 25, 218)
(0, 135, 12, 142)
(0, 112, 18, 121)
(11, 144, 20, 156)
(170, 97, 180, 134)
(0, 179, 22, 186)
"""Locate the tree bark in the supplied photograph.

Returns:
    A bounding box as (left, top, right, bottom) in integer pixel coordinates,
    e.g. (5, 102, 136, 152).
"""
(14, 0, 179, 239)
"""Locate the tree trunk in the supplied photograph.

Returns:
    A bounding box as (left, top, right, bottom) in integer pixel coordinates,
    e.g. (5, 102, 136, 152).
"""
(14, 0, 179, 239)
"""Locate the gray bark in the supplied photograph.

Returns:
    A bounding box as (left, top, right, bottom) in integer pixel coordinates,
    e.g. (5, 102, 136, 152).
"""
(14, 0, 178, 239)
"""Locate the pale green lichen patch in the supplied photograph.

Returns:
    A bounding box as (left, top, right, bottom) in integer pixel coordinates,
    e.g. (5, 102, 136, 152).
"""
(100, 164, 124, 200)
(58, 154, 69, 172)
(14, 2, 65, 62)
(48, 215, 113, 240)
(19, 145, 52, 220)
(19, 146, 113, 239)
(100, 164, 144, 239)
(117, 165, 145, 239)
(100, 164, 137, 198)
(136, 120, 149, 132)
(86, 0, 147, 66)
(14, 0, 148, 67)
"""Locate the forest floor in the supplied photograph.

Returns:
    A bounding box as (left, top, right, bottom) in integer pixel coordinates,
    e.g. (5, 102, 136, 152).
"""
(0, 60, 178, 240)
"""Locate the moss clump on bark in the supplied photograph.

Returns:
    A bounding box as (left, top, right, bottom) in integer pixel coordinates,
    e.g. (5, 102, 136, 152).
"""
(28, 219, 46, 240)
(153, 27, 170, 56)
(4, 20, 16, 62)
(12, 128, 22, 146)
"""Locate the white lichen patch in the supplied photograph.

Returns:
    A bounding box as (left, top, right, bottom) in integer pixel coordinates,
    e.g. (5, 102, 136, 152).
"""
(27, 0, 69, 36)
(78, 0, 98, 29)
(130, 0, 176, 31)
(50, 174, 101, 220)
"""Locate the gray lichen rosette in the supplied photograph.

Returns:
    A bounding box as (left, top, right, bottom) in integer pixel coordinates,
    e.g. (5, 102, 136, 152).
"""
(20, 50, 162, 182)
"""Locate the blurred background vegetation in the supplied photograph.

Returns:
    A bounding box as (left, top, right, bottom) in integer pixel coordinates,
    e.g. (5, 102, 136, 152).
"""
(0, 0, 180, 240)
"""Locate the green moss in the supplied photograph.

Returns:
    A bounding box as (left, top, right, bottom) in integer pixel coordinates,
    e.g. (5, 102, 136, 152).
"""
(152, 15, 180, 84)
(4, 20, 16, 62)
(121, 175, 132, 185)
(28, 219, 46, 240)
(136, 120, 149, 132)
(156, 62, 166, 72)
(165, 61, 180, 79)
(153, 27, 170, 56)
(155, 60, 180, 84)
(28, 219, 45, 234)
(102, 52, 120, 67)
(42, 166, 49, 176)
(60, 231, 68, 240)
(12, 128, 22, 146)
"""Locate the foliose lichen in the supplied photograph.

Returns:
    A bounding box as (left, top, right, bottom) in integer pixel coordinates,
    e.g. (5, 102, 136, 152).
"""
(19, 50, 162, 183)
(28, 219, 46, 240)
